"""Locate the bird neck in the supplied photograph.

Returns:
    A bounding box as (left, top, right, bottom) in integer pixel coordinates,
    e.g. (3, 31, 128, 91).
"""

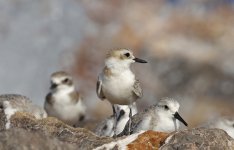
(155, 110, 179, 132)
(52, 85, 75, 94)
(105, 58, 131, 73)
(156, 110, 172, 122)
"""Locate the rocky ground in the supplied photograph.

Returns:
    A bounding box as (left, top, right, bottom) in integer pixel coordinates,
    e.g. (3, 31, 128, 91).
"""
(0, 94, 233, 150)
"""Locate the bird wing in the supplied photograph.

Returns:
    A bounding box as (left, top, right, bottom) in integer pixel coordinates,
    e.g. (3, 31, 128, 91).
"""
(96, 76, 106, 100)
(132, 79, 143, 98)
(95, 116, 114, 136)
(119, 112, 144, 136)
(70, 91, 82, 104)
(45, 93, 54, 105)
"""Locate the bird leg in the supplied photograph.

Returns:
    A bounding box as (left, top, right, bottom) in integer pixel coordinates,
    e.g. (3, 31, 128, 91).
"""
(112, 105, 117, 138)
(173, 118, 178, 131)
(128, 104, 132, 135)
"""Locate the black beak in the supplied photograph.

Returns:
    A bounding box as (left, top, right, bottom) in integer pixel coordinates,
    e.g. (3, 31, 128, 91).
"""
(133, 58, 147, 63)
(50, 83, 57, 89)
(174, 112, 188, 126)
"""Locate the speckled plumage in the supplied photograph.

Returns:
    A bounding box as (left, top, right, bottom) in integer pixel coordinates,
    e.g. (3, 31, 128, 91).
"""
(95, 103, 138, 137)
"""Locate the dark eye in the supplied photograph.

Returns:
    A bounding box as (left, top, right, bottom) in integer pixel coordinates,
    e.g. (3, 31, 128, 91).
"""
(63, 78, 69, 83)
(164, 105, 169, 110)
(124, 53, 130, 57)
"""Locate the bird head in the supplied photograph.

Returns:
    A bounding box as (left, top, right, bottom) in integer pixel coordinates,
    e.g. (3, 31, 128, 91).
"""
(50, 71, 74, 92)
(157, 98, 188, 127)
(105, 49, 147, 69)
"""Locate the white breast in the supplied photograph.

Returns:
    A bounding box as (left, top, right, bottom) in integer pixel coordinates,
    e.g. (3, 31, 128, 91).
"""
(47, 91, 86, 125)
(154, 116, 179, 132)
(102, 70, 136, 105)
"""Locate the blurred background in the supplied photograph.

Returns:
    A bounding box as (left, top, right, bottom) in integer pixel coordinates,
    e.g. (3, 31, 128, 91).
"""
(0, 0, 234, 128)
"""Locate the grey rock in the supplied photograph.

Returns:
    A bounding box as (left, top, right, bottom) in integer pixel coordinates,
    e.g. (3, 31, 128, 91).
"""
(0, 128, 77, 150)
(9, 112, 114, 150)
(0, 94, 114, 149)
(0, 109, 6, 131)
(160, 128, 234, 150)
(1, 94, 233, 149)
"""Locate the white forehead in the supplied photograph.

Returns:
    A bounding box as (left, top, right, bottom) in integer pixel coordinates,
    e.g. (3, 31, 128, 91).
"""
(51, 75, 71, 83)
(158, 98, 180, 112)
(121, 49, 132, 53)
(108, 49, 133, 57)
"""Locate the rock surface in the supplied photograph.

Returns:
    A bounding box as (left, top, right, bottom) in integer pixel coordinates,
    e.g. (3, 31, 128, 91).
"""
(0, 108, 6, 131)
(0, 94, 114, 149)
(160, 128, 234, 150)
(127, 131, 169, 150)
(0, 128, 77, 150)
(0, 94, 234, 149)
(10, 112, 114, 149)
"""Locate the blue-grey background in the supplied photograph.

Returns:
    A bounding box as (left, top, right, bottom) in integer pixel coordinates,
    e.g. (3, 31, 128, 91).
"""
(0, 0, 87, 105)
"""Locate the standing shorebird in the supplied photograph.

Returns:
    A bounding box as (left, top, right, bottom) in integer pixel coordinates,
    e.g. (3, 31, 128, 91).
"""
(119, 98, 188, 136)
(96, 49, 147, 135)
(44, 71, 86, 127)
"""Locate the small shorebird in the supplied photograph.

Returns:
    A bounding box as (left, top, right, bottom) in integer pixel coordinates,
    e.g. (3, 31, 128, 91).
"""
(119, 98, 188, 136)
(44, 71, 86, 127)
(95, 102, 138, 137)
(96, 49, 147, 135)
(202, 116, 234, 139)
